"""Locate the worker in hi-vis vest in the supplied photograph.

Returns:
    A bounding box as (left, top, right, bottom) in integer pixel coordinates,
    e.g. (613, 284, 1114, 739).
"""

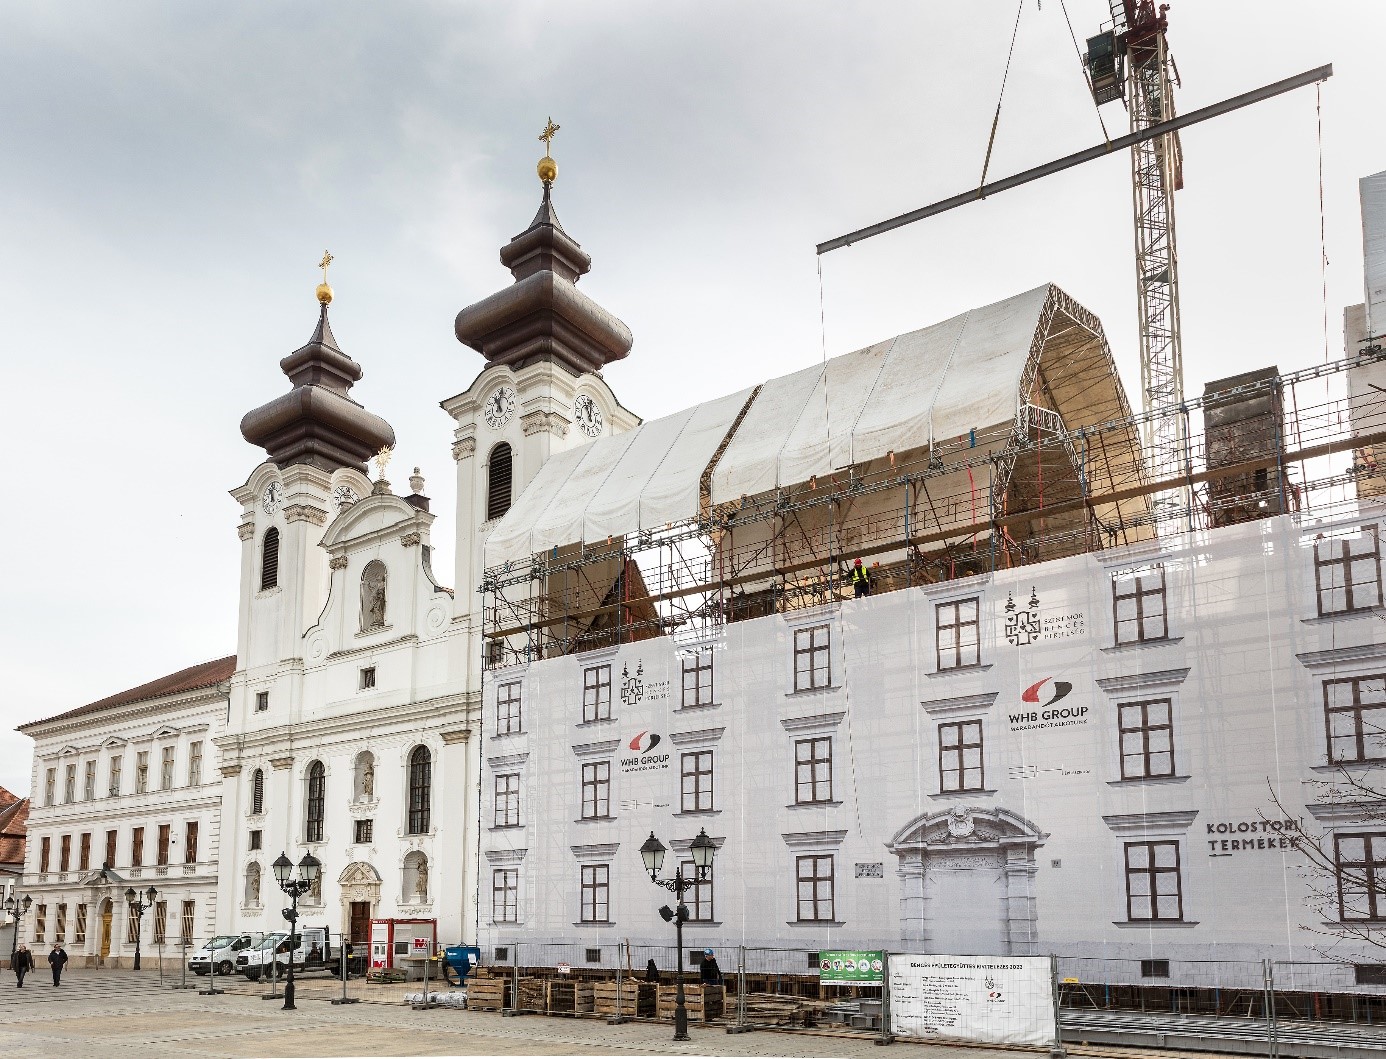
(850, 558, 872, 598)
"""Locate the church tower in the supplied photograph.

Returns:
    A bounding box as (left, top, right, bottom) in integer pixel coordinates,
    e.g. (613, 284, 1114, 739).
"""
(442, 123, 640, 641)
(232, 263, 395, 714)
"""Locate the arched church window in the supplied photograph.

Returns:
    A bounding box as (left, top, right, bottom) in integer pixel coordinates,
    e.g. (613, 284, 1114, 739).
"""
(360, 560, 387, 631)
(251, 768, 264, 815)
(403, 850, 429, 902)
(487, 443, 513, 521)
(407, 746, 431, 835)
(244, 861, 261, 906)
(354, 751, 376, 802)
(305, 761, 325, 843)
(261, 528, 280, 590)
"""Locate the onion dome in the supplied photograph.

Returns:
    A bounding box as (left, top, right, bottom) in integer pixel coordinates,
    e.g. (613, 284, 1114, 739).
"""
(455, 139, 633, 375)
(240, 294, 396, 474)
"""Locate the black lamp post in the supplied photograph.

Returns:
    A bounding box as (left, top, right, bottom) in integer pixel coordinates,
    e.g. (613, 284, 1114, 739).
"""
(640, 828, 717, 1042)
(271, 851, 321, 1012)
(124, 885, 157, 971)
(4, 893, 33, 970)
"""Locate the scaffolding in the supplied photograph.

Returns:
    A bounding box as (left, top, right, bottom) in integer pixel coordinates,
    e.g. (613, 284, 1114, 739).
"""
(481, 346, 1386, 668)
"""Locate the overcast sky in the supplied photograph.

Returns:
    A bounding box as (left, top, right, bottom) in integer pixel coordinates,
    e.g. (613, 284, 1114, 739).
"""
(2, 1, 1382, 795)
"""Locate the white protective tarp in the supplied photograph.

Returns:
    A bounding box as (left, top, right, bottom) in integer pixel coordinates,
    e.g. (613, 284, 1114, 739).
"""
(485, 387, 754, 565)
(711, 285, 1051, 503)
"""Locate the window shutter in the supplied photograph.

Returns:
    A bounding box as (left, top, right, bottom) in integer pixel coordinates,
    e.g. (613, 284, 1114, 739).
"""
(261, 528, 280, 590)
(487, 443, 513, 521)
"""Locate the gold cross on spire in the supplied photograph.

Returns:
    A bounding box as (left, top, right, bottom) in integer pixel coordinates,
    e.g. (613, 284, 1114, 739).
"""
(316, 251, 335, 305)
(319, 251, 333, 283)
(539, 118, 560, 151)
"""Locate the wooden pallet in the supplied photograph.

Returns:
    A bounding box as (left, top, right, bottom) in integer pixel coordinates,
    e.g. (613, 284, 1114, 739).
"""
(593, 980, 656, 1017)
(657, 984, 725, 1022)
(546, 980, 595, 1014)
(516, 977, 547, 1012)
(468, 977, 511, 1011)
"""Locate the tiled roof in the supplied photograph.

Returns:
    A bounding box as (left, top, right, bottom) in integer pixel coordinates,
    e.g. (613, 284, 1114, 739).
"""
(0, 797, 29, 867)
(0, 785, 18, 810)
(19, 655, 236, 730)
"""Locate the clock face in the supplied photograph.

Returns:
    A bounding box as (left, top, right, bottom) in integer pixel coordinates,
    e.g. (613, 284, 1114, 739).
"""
(332, 484, 359, 509)
(483, 385, 517, 429)
(574, 393, 603, 438)
(261, 481, 284, 514)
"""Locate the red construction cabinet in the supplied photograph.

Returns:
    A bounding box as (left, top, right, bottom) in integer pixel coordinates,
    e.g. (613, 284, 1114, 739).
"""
(369, 918, 437, 972)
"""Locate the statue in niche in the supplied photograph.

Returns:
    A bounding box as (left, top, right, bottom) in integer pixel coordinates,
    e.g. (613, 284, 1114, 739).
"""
(360, 561, 387, 631)
(415, 858, 429, 899)
(246, 863, 260, 905)
(361, 758, 375, 799)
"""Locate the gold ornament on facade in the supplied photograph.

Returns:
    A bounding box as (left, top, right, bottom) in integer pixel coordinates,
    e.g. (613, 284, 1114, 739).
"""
(316, 250, 334, 305)
(537, 117, 560, 185)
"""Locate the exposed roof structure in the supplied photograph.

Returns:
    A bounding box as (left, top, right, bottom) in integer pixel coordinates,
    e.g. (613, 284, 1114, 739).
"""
(19, 654, 236, 731)
(486, 284, 1142, 566)
(0, 793, 29, 867)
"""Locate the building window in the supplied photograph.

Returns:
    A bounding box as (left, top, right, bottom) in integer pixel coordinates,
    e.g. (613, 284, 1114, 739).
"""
(64, 764, 76, 803)
(353, 819, 372, 845)
(59, 834, 71, 872)
(185, 821, 199, 863)
(486, 639, 505, 668)
(682, 859, 715, 922)
(255, 691, 269, 713)
(497, 681, 522, 734)
(104, 830, 117, 869)
(408, 747, 432, 835)
(359, 666, 376, 690)
(936, 598, 980, 670)
(796, 854, 835, 922)
(79, 832, 91, 871)
(131, 827, 144, 867)
(251, 769, 265, 815)
(34, 904, 46, 943)
(580, 864, 609, 923)
(793, 625, 832, 691)
(794, 738, 833, 804)
(1124, 840, 1184, 921)
(39, 836, 50, 873)
(157, 824, 171, 866)
(74, 905, 87, 946)
(581, 761, 611, 819)
(583, 665, 612, 723)
(680, 751, 714, 813)
(152, 901, 167, 945)
(135, 752, 149, 794)
(1326, 675, 1386, 764)
(487, 442, 513, 522)
(83, 760, 96, 801)
(493, 868, 518, 923)
(188, 741, 203, 786)
(160, 746, 175, 791)
(55, 903, 67, 943)
(682, 651, 715, 708)
(495, 774, 520, 828)
(249, 829, 262, 851)
(1113, 567, 1168, 645)
(108, 756, 122, 798)
(305, 761, 326, 843)
(181, 900, 195, 942)
(939, 720, 985, 792)
(1315, 526, 1383, 616)
(1118, 699, 1175, 778)
(44, 768, 55, 806)
(261, 527, 280, 590)
(1336, 833, 1386, 921)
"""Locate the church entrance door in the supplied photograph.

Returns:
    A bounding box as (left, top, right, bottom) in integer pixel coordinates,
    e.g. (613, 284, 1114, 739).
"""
(350, 901, 371, 944)
(99, 899, 113, 959)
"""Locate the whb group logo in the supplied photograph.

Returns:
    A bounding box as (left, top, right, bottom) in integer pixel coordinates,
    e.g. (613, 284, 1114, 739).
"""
(619, 730, 670, 774)
(1021, 677, 1072, 707)
(1008, 676, 1087, 732)
(628, 731, 661, 753)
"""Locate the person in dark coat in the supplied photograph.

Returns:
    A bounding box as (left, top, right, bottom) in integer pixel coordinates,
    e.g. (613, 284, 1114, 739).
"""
(13, 944, 34, 987)
(643, 958, 660, 983)
(699, 948, 722, 986)
(47, 942, 67, 986)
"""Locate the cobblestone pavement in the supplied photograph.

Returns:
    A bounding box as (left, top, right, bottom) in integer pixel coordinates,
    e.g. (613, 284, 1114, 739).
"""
(0, 969, 1236, 1059)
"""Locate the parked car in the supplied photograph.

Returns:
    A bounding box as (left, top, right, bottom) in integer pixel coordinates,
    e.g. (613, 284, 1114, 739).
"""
(189, 933, 257, 976)
(236, 927, 335, 981)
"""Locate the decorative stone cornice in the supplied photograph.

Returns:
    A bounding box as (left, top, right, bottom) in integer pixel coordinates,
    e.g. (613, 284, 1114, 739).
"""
(522, 410, 569, 438)
(440, 728, 472, 744)
(328, 555, 349, 570)
(284, 504, 328, 526)
(1101, 810, 1200, 834)
(1094, 668, 1191, 693)
(452, 438, 477, 461)
(219, 765, 242, 777)
(269, 755, 294, 770)
(400, 532, 422, 548)
(237, 522, 256, 541)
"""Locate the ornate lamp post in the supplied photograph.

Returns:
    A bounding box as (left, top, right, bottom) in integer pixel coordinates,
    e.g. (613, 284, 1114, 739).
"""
(4, 893, 33, 970)
(124, 885, 157, 971)
(271, 852, 321, 1012)
(639, 828, 717, 1042)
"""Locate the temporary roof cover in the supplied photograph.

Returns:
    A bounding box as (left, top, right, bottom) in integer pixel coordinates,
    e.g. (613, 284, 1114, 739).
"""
(485, 283, 1139, 566)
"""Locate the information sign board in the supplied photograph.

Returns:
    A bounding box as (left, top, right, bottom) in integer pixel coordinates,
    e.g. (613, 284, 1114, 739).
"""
(889, 954, 1055, 1047)
(818, 950, 884, 985)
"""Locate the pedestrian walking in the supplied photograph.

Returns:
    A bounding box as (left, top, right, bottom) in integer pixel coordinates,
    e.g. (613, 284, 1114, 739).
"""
(699, 948, 722, 986)
(48, 942, 67, 986)
(13, 944, 34, 987)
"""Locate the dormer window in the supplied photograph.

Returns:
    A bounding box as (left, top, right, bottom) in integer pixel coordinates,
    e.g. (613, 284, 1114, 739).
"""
(487, 442, 513, 521)
(261, 528, 280, 590)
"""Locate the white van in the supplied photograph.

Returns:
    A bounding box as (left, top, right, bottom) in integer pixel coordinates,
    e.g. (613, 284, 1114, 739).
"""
(236, 927, 334, 981)
(189, 934, 257, 976)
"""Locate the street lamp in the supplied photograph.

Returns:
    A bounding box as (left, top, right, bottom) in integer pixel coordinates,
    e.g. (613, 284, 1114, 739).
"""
(124, 885, 158, 971)
(4, 893, 33, 971)
(640, 828, 717, 1042)
(271, 851, 321, 1012)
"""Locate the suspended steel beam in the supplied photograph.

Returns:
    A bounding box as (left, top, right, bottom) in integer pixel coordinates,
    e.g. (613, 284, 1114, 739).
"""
(816, 63, 1332, 255)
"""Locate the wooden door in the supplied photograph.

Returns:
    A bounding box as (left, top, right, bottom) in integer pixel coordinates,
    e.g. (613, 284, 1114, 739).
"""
(99, 906, 112, 958)
(349, 902, 371, 944)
